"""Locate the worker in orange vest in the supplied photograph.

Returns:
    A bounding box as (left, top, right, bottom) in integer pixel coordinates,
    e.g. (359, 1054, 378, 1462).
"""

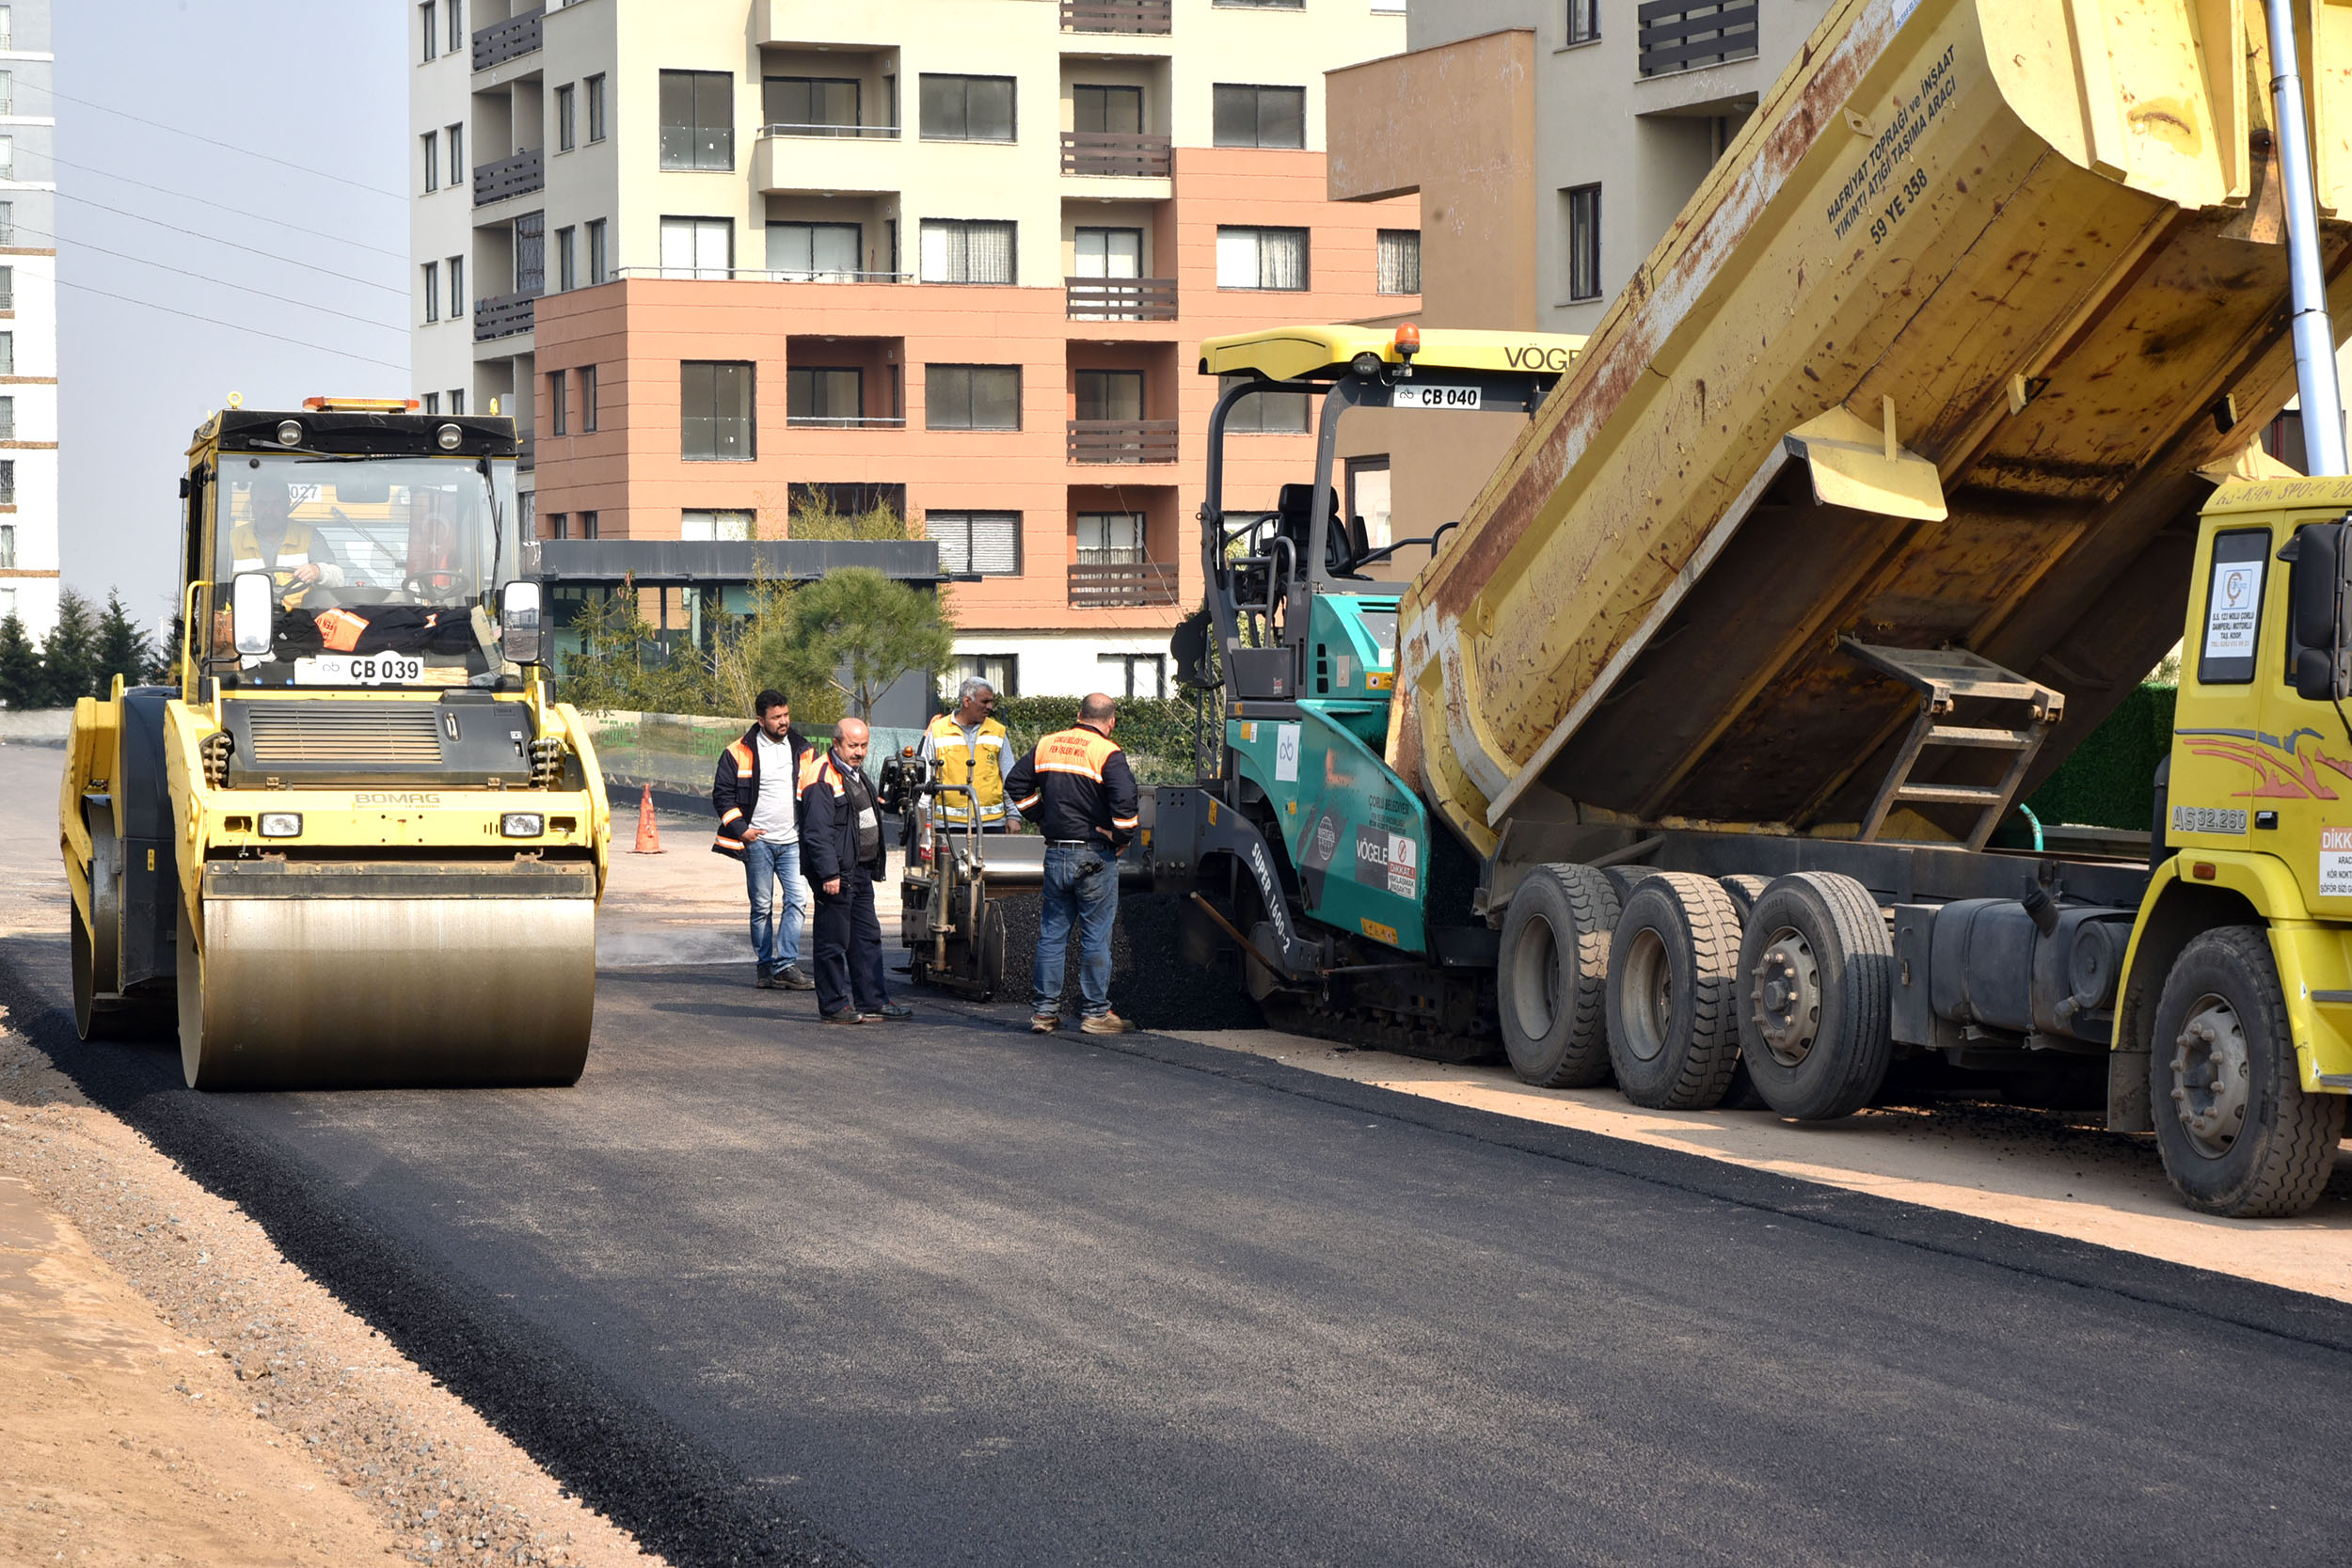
(1003, 693, 1139, 1036)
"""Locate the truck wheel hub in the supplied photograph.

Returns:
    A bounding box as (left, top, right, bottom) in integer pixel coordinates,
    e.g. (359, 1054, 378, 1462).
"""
(2169, 996, 2249, 1158)
(1752, 928, 1821, 1068)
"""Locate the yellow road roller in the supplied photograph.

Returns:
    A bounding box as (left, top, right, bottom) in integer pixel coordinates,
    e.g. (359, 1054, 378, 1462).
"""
(59, 398, 611, 1088)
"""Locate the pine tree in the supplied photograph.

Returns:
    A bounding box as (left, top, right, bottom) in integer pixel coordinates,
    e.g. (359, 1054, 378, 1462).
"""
(147, 612, 185, 686)
(0, 613, 40, 709)
(38, 590, 98, 706)
(93, 591, 152, 696)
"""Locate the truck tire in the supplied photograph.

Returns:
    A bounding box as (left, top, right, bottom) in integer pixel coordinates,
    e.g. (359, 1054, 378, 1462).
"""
(1718, 874, 1770, 920)
(1605, 872, 1744, 1109)
(1497, 863, 1620, 1086)
(1736, 872, 1893, 1120)
(2149, 926, 2344, 1217)
(1599, 864, 1659, 909)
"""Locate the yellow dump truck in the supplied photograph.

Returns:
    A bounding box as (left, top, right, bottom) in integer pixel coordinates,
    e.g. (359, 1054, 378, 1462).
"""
(59, 399, 610, 1088)
(1150, 0, 2352, 1214)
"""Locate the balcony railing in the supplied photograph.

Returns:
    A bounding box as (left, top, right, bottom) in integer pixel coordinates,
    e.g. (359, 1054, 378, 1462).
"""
(473, 5, 545, 71)
(1069, 561, 1180, 608)
(1062, 0, 1171, 33)
(473, 147, 545, 205)
(1064, 277, 1177, 322)
(474, 292, 536, 341)
(613, 266, 913, 284)
(762, 121, 901, 140)
(1068, 420, 1179, 464)
(785, 415, 908, 429)
(1061, 131, 1173, 179)
(517, 436, 535, 472)
(1636, 0, 1757, 76)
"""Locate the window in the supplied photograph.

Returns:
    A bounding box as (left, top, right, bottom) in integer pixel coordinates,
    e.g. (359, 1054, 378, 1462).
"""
(1216, 226, 1308, 290)
(953, 655, 1018, 698)
(423, 261, 441, 323)
(681, 361, 755, 460)
(446, 0, 462, 54)
(422, 131, 440, 192)
(0, 8, 12, 51)
(515, 211, 545, 295)
(580, 365, 598, 431)
(1099, 653, 1166, 698)
(1565, 183, 1602, 301)
(0, 332, 16, 375)
(1072, 85, 1142, 135)
(1566, 0, 1599, 43)
(580, 510, 598, 539)
(1219, 373, 1311, 433)
(0, 201, 13, 246)
(920, 75, 1015, 141)
(547, 513, 566, 540)
(447, 255, 466, 317)
(0, 524, 14, 567)
(556, 84, 576, 150)
(0, 397, 17, 440)
(548, 369, 567, 436)
(421, 1, 437, 61)
(2200, 529, 2270, 685)
(767, 221, 861, 279)
(660, 215, 733, 279)
(919, 220, 1015, 284)
(680, 510, 755, 541)
(1345, 454, 1391, 548)
(791, 482, 905, 518)
(449, 389, 466, 415)
(927, 511, 1022, 576)
(556, 226, 576, 291)
(659, 70, 735, 170)
(1212, 85, 1305, 149)
(1377, 230, 1421, 294)
(0, 460, 18, 505)
(447, 123, 464, 187)
(1073, 228, 1141, 279)
(926, 365, 1021, 431)
(0, 267, 14, 309)
(422, 392, 440, 415)
(587, 218, 609, 283)
(586, 74, 608, 142)
(765, 76, 861, 132)
(787, 367, 863, 423)
(0, 137, 17, 182)
(1074, 370, 1143, 422)
(1076, 511, 1146, 564)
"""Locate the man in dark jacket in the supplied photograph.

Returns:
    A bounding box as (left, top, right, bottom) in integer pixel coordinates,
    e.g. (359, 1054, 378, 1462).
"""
(711, 689, 815, 990)
(1003, 692, 1139, 1036)
(800, 717, 913, 1024)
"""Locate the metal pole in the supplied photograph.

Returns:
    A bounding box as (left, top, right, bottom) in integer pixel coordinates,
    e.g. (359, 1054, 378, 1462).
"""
(2265, 0, 2348, 475)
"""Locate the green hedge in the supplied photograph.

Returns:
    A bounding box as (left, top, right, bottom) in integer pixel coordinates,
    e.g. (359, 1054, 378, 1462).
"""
(2022, 683, 2177, 831)
(995, 695, 1204, 786)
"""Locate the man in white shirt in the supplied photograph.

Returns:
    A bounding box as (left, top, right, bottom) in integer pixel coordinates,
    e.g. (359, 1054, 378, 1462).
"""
(711, 689, 815, 990)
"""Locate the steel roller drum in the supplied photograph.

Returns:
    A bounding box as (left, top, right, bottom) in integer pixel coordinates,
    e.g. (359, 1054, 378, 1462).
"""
(178, 895, 596, 1089)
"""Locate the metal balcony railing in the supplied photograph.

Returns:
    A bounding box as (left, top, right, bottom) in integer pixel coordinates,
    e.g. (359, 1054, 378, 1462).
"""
(785, 415, 908, 429)
(612, 266, 913, 284)
(474, 292, 536, 341)
(1068, 420, 1179, 464)
(1069, 561, 1180, 608)
(473, 147, 544, 205)
(473, 6, 545, 71)
(1064, 277, 1177, 322)
(1061, 0, 1171, 34)
(1636, 0, 1757, 76)
(762, 121, 900, 140)
(1060, 131, 1173, 179)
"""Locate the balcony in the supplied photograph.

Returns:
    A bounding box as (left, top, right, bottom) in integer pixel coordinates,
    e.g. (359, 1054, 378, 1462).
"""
(612, 265, 912, 284)
(1636, 0, 1757, 76)
(1065, 277, 1177, 322)
(473, 147, 544, 206)
(786, 415, 908, 430)
(1069, 561, 1180, 608)
(1060, 131, 1172, 179)
(1061, 0, 1171, 34)
(753, 130, 901, 195)
(473, 6, 544, 71)
(1069, 420, 1178, 464)
(764, 120, 899, 141)
(474, 292, 536, 342)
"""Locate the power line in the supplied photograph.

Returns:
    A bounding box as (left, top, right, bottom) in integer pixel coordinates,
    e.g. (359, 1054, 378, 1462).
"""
(55, 277, 407, 372)
(54, 191, 407, 292)
(28, 83, 406, 202)
(37, 224, 407, 334)
(45, 153, 410, 261)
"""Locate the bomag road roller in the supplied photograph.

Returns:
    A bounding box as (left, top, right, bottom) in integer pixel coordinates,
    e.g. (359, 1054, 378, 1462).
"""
(59, 397, 610, 1088)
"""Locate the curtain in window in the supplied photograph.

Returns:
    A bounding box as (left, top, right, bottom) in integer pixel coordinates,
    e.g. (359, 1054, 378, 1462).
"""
(1073, 229, 1141, 278)
(927, 513, 1020, 575)
(1076, 513, 1146, 564)
(515, 212, 546, 296)
(1257, 227, 1306, 289)
(921, 221, 1015, 284)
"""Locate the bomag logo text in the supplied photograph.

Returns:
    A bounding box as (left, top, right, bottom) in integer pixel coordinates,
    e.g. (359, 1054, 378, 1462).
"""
(354, 792, 443, 806)
(1502, 344, 1578, 371)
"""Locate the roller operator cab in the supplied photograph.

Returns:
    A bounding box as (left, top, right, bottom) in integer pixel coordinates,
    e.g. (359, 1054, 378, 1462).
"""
(58, 398, 612, 1089)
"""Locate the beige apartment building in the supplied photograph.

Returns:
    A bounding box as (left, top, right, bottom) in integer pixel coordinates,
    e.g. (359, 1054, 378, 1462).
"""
(410, 0, 1414, 698)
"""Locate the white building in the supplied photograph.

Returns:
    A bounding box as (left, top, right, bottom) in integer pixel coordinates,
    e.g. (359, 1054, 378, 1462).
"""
(0, 0, 56, 636)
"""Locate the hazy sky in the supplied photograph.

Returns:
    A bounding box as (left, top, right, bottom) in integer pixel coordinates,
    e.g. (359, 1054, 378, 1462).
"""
(55, 0, 407, 628)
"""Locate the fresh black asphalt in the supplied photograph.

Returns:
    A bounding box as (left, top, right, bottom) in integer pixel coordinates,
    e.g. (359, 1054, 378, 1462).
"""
(12, 911, 2352, 1568)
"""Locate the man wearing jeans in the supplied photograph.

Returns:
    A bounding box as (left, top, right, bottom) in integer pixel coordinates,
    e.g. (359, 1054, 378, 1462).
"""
(1003, 692, 1139, 1036)
(711, 689, 815, 990)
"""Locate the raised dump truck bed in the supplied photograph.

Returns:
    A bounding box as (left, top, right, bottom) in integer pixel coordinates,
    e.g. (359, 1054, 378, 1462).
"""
(1394, 0, 2351, 854)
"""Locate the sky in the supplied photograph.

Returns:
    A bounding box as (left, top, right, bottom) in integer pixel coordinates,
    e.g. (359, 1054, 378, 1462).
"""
(55, 0, 408, 629)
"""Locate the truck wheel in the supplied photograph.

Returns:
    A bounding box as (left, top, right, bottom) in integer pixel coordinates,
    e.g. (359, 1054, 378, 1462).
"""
(1605, 872, 1744, 1109)
(1718, 874, 1770, 920)
(2149, 926, 2344, 1217)
(1736, 872, 1894, 1120)
(1498, 864, 1619, 1086)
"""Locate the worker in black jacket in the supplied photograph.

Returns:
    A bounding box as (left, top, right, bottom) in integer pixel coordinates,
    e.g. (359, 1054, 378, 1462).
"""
(1003, 692, 1139, 1037)
(800, 717, 912, 1025)
(710, 689, 815, 990)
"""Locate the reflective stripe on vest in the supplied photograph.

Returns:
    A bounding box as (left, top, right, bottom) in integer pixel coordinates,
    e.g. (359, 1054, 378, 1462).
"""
(926, 714, 1009, 821)
(315, 609, 368, 653)
(1034, 726, 1120, 781)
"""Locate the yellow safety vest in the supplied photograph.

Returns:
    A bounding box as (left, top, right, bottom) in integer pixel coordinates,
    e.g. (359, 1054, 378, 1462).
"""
(925, 714, 1010, 823)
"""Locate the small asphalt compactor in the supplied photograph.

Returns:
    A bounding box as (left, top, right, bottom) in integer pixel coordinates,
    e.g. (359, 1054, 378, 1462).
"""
(60, 399, 611, 1088)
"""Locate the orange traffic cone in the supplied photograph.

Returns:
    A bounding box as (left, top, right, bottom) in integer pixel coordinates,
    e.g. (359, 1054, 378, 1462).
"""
(632, 784, 664, 854)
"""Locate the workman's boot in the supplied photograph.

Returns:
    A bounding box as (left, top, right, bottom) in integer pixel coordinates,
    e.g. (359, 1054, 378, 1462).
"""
(1080, 1012, 1132, 1036)
(755, 965, 778, 990)
(778, 964, 816, 991)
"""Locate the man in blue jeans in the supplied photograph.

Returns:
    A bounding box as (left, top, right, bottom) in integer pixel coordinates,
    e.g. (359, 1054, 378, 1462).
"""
(711, 689, 815, 990)
(1003, 693, 1139, 1035)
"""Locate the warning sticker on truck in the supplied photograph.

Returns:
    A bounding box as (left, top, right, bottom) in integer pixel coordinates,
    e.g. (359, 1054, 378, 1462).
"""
(1354, 825, 1418, 898)
(2202, 556, 2265, 663)
(2322, 827, 2352, 899)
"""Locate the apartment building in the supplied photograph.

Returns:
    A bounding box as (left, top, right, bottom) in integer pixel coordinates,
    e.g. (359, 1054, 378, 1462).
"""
(411, 0, 1413, 699)
(0, 0, 56, 637)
